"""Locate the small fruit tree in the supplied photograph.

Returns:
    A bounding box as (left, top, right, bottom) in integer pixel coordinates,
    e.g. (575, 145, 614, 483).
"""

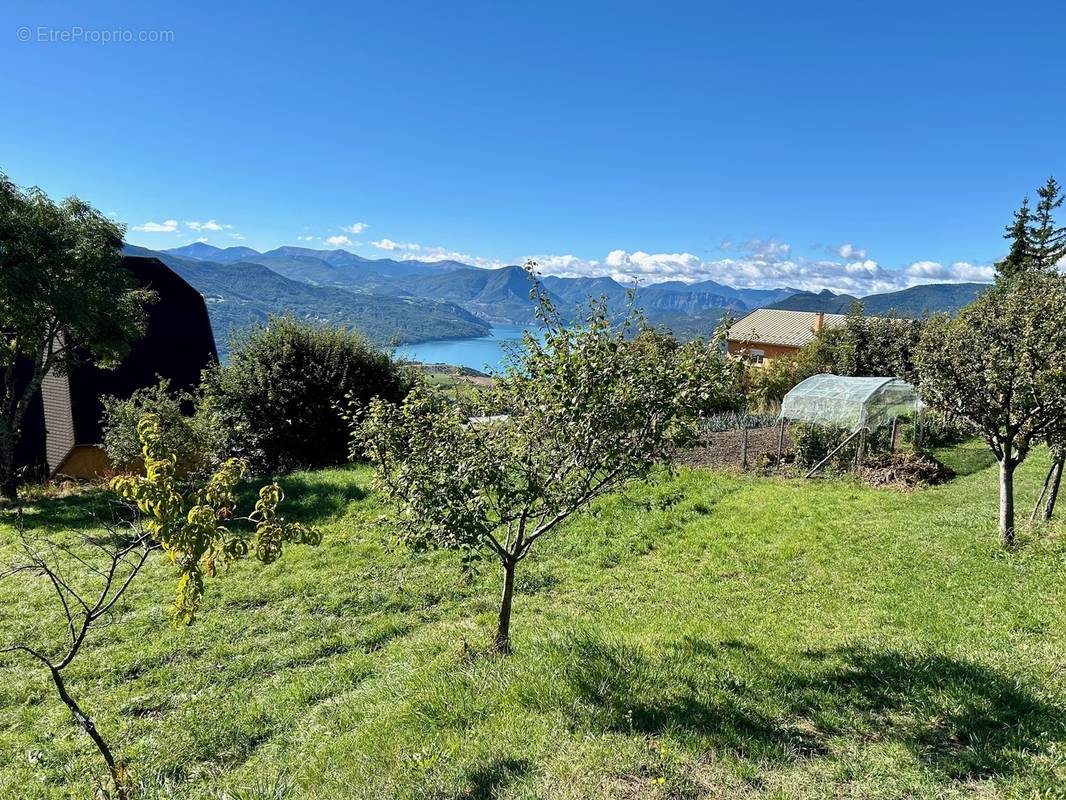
(356, 264, 735, 653)
(915, 272, 1066, 545)
(111, 414, 321, 623)
(2, 414, 320, 799)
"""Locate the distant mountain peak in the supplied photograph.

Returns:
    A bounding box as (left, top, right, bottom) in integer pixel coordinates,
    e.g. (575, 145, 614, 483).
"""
(767, 283, 987, 317)
(164, 242, 261, 262)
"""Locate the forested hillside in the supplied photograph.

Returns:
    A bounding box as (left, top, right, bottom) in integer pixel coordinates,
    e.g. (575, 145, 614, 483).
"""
(769, 283, 988, 316)
(123, 245, 490, 356)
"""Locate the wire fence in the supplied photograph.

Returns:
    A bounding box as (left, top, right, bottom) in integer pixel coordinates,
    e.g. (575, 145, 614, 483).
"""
(683, 416, 793, 471)
(685, 412, 919, 473)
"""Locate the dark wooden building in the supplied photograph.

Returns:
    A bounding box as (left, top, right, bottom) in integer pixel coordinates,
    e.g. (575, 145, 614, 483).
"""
(15, 256, 217, 480)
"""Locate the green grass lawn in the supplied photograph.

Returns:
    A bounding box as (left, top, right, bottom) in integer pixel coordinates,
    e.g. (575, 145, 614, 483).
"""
(1, 442, 1065, 799)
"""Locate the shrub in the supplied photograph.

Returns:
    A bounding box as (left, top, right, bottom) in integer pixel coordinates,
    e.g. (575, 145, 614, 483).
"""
(791, 421, 852, 468)
(903, 410, 975, 450)
(101, 379, 211, 473)
(200, 317, 415, 474)
(739, 356, 810, 407)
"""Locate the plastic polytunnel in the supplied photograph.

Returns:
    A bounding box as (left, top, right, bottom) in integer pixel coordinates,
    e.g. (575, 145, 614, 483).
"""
(780, 374, 922, 432)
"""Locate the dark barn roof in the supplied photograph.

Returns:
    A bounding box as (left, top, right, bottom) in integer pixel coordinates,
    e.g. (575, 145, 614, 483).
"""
(13, 255, 218, 479)
(65, 256, 218, 447)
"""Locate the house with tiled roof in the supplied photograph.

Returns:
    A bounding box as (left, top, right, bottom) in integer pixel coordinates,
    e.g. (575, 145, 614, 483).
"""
(725, 309, 847, 366)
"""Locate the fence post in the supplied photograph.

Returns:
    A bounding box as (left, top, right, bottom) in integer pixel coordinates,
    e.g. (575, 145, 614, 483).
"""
(854, 427, 867, 471)
(741, 425, 749, 471)
(777, 418, 785, 462)
(889, 417, 899, 453)
(804, 428, 864, 479)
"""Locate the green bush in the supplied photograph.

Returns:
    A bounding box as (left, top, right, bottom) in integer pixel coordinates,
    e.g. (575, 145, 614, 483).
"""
(200, 317, 416, 474)
(101, 379, 212, 473)
(791, 421, 852, 468)
(903, 410, 975, 450)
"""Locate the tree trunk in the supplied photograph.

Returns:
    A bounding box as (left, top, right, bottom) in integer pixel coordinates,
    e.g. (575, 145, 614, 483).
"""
(50, 667, 126, 800)
(1027, 467, 1053, 522)
(999, 458, 1016, 547)
(0, 441, 16, 502)
(494, 559, 516, 654)
(0, 350, 54, 502)
(1043, 455, 1064, 522)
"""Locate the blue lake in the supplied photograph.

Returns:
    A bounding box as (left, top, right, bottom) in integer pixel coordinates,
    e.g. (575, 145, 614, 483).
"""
(396, 325, 530, 374)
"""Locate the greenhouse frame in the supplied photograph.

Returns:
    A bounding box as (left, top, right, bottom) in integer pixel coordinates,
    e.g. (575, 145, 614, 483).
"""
(780, 374, 922, 432)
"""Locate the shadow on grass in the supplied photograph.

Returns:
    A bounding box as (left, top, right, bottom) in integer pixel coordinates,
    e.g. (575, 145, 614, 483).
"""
(936, 441, 997, 477)
(547, 631, 1064, 785)
(798, 645, 1059, 781)
(3, 487, 121, 532)
(5, 467, 369, 536)
(460, 757, 532, 800)
(232, 471, 368, 525)
(278, 474, 367, 524)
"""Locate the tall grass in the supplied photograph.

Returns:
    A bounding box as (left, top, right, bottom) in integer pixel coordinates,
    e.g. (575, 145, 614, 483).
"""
(0, 445, 1064, 798)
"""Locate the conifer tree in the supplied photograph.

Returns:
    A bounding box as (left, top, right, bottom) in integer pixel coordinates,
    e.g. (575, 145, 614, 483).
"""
(996, 196, 1032, 278)
(1030, 176, 1066, 270)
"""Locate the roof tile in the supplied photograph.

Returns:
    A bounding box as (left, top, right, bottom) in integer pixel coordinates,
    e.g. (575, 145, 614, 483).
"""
(726, 309, 847, 348)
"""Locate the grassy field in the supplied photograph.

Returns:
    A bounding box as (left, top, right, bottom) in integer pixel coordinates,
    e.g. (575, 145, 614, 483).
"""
(1, 442, 1065, 799)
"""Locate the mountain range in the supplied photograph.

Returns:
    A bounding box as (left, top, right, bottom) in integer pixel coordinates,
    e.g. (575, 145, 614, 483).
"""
(767, 283, 988, 316)
(123, 244, 489, 358)
(124, 241, 990, 357)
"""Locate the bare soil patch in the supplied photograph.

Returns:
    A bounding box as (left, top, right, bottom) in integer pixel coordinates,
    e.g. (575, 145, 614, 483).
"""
(678, 426, 790, 470)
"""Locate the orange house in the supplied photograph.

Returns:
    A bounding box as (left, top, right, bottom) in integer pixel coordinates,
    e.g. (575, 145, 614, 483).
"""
(726, 309, 846, 366)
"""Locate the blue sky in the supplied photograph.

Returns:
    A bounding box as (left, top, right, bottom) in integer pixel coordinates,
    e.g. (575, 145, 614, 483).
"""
(2, 0, 1064, 294)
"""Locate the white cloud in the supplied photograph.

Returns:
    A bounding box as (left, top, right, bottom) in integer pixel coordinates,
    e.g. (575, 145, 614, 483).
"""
(396, 244, 503, 269)
(406, 246, 504, 268)
(341, 222, 369, 234)
(536, 254, 592, 272)
(132, 219, 178, 233)
(741, 238, 792, 258)
(834, 243, 867, 260)
(902, 261, 995, 285)
(369, 237, 503, 267)
(371, 238, 421, 252)
(297, 235, 316, 242)
(230, 233, 246, 240)
(346, 233, 996, 294)
(525, 242, 993, 296)
(185, 220, 225, 232)
(325, 235, 353, 248)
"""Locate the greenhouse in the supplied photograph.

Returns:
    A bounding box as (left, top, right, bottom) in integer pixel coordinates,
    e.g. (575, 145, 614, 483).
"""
(780, 374, 921, 432)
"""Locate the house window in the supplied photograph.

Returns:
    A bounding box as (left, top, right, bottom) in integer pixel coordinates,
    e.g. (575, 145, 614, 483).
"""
(749, 349, 765, 365)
